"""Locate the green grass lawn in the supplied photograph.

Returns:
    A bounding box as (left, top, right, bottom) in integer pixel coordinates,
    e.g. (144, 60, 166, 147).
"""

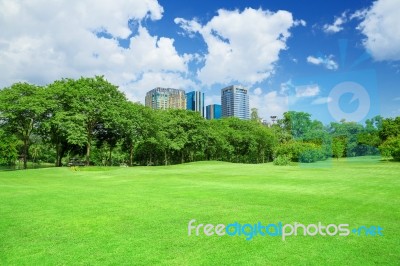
(1, 157, 399, 265)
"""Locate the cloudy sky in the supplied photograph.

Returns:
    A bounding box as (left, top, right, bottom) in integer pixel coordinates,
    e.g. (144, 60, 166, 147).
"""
(0, 0, 399, 123)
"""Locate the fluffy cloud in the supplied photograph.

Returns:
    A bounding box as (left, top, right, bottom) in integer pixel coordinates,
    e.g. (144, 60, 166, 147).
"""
(125, 71, 197, 102)
(295, 85, 320, 97)
(356, 0, 400, 61)
(175, 8, 298, 86)
(307, 55, 338, 70)
(0, 0, 194, 102)
(253, 87, 262, 96)
(250, 90, 288, 121)
(323, 12, 347, 34)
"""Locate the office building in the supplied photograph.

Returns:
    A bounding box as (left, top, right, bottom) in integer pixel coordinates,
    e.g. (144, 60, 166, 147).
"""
(206, 104, 222, 120)
(221, 85, 250, 119)
(186, 91, 205, 117)
(145, 87, 186, 110)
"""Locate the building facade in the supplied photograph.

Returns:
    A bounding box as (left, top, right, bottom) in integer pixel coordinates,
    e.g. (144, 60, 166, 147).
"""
(145, 87, 186, 110)
(186, 91, 205, 117)
(206, 104, 222, 120)
(221, 85, 250, 119)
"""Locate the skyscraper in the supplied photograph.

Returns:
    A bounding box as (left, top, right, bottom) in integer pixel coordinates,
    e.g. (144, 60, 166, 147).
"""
(186, 91, 204, 117)
(221, 85, 250, 119)
(206, 104, 222, 120)
(145, 87, 186, 110)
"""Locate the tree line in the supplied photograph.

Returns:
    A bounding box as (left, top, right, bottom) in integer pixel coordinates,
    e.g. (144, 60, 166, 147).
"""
(0, 76, 399, 168)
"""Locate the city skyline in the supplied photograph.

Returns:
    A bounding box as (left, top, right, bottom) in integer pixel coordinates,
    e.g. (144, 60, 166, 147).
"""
(145, 86, 247, 120)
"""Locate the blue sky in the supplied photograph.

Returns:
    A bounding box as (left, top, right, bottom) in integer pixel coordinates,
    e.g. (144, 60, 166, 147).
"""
(0, 0, 399, 123)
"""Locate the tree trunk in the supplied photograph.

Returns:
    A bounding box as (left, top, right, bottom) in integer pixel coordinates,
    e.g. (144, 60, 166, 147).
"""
(164, 150, 168, 166)
(55, 143, 60, 167)
(108, 146, 113, 166)
(86, 140, 91, 166)
(129, 142, 134, 167)
(55, 142, 65, 167)
(23, 137, 28, 169)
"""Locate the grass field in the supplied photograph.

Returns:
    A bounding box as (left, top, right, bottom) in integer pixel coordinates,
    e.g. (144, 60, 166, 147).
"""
(0, 157, 399, 265)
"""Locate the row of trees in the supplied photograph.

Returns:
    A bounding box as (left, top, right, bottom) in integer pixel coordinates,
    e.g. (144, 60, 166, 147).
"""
(0, 76, 399, 168)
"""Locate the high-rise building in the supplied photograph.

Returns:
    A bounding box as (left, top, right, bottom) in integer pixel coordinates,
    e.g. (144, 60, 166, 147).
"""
(186, 91, 204, 117)
(145, 87, 186, 110)
(221, 85, 250, 119)
(206, 104, 222, 120)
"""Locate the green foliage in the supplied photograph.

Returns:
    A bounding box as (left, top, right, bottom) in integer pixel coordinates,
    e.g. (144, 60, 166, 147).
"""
(0, 83, 49, 168)
(0, 129, 19, 165)
(380, 117, 400, 141)
(1, 78, 400, 168)
(379, 136, 400, 161)
(332, 137, 346, 160)
(273, 154, 292, 165)
(275, 140, 324, 163)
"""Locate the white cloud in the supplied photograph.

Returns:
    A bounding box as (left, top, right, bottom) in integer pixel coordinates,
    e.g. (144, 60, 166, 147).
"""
(307, 55, 338, 70)
(294, 19, 307, 27)
(250, 90, 288, 121)
(280, 79, 294, 94)
(311, 97, 332, 105)
(323, 12, 347, 34)
(356, 0, 400, 61)
(295, 85, 320, 97)
(253, 87, 262, 96)
(0, 0, 196, 104)
(125, 71, 197, 102)
(176, 8, 296, 86)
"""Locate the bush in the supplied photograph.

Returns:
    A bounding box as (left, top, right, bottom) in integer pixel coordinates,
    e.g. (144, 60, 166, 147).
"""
(275, 140, 327, 163)
(273, 155, 292, 166)
(299, 149, 321, 163)
(379, 136, 400, 161)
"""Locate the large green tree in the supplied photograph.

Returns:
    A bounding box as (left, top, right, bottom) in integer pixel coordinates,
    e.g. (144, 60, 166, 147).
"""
(0, 83, 49, 168)
(58, 76, 128, 165)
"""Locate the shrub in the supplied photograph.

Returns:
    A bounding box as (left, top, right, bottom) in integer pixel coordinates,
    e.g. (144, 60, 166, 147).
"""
(299, 149, 321, 163)
(379, 136, 400, 161)
(273, 155, 292, 166)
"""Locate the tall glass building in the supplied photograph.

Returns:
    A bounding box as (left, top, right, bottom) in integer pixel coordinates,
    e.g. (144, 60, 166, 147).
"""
(206, 104, 221, 120)
(186, 91, 204, 117)
(145, 87, 186, 110)
(221, 85, 250, 120)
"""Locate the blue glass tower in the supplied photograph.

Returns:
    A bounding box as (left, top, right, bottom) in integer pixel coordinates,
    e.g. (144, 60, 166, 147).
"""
(186, 91, 205, 117)
(206, 104, 222, 119)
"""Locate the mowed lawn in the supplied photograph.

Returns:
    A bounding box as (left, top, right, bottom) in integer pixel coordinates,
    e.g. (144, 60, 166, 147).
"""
(0, 157, 399, 265)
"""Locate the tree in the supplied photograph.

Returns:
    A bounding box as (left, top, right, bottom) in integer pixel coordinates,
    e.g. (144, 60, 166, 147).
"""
(54, 76, 128, 165)
(329, 120, 365, 157)
(120, 102, 153, 166)
(379, 117, 400, 141)
(282, 111, 312, 139)
(0, 83, 49, 169)
(251, 108, 261, 123)
(332, 137, 346, 160)
(41, 79, 78, 166)
(379, 136, 400, 161)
